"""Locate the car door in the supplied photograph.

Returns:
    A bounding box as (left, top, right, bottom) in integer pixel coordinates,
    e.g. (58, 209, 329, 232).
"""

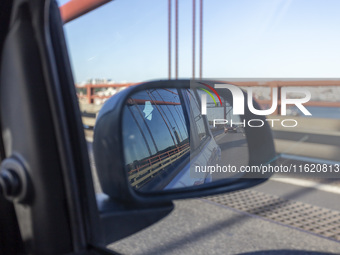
(0, 1, 275, 254)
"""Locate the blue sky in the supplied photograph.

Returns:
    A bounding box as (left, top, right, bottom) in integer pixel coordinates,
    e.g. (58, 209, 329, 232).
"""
(59, 0, 340, 83)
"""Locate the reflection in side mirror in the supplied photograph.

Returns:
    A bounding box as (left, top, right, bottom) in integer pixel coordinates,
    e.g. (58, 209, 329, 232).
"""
(122, 87, 249, 193)
(93, 80, 276, 202)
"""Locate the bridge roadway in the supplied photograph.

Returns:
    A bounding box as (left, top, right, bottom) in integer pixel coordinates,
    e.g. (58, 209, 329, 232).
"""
(86, 134, 340, 254)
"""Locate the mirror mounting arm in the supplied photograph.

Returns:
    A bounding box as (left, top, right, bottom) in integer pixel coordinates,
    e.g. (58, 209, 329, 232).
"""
(96, 193, 174, 245)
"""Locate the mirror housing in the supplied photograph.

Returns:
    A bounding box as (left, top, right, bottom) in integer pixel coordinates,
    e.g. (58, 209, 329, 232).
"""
(93, 80, 276, 204)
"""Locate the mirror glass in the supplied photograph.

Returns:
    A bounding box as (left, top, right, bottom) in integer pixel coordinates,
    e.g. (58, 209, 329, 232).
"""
(122, 87, 249, 192)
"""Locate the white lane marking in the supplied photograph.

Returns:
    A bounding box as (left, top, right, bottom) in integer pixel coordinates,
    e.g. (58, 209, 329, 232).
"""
(280, 153, 340, 166)
(272, 177, 340, 195)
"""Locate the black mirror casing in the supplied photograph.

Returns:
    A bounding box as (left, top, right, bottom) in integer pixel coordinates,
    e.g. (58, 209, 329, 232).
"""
(93, 80, 276, 205)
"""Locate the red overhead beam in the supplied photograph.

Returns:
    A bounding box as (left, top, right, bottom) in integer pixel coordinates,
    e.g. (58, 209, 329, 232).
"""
(60, 0, 112, 24)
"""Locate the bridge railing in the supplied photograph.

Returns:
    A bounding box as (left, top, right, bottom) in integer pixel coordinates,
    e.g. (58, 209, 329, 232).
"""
(76, 80, 340, 110)
(75, 83, 138, 104)
(128, 143, 190, 188)
(77, 81, 340, 162)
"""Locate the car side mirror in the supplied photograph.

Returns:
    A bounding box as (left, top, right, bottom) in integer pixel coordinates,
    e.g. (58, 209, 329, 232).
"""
(93, 80, 276, 204)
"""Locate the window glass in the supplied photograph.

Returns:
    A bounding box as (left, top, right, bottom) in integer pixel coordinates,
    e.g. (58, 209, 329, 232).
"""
(58, 1, 340, 253)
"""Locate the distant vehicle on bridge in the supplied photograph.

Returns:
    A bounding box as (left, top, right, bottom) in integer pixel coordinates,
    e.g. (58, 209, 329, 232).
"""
(224, 125, 237, 133)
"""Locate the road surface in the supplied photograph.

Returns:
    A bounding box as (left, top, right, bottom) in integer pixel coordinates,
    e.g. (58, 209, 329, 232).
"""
(86, 137, 340, 255)
(213, 131, 249, 181)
